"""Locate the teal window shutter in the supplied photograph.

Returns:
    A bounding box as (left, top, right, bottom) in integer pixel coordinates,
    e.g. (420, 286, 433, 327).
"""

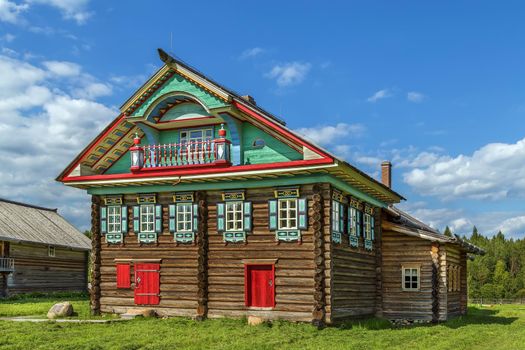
(371, 215, 375, 240)
(339, 203, 345, 234)
(155, 204, 162, 234)
(121, 206, 128, 234)
(217, 202, 225, 233)
(268, 199, 277, 230)
(298, 198, 308, 230)
(192, 203, 199, 233)
(133, 206, 140, 233)
(357, 210, 362, 237)
(169, 204, 176, 233)
(100, 207, 107, 234)
(243, 201, 252, 233)
(347, 206, 353, 235)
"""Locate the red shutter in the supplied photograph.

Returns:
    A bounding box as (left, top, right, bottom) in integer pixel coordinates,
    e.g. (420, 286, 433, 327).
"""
(116, 263, 130, 288)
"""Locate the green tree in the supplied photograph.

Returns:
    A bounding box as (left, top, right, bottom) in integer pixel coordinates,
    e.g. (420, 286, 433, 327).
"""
(443, 226, 452, 237)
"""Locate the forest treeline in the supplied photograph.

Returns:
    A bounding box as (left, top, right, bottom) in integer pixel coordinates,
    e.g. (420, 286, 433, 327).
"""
(456, 226, 525, 299)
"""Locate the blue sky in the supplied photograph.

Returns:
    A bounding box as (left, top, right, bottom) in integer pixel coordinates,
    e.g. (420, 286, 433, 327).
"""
(1, 0, 525, 238)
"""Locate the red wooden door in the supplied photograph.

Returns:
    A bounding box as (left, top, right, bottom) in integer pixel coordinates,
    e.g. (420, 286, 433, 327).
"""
(245, 264, 275, 308)
(134, 263, 160, 305)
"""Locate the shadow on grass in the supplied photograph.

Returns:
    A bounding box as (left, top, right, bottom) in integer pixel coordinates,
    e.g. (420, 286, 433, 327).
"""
(335, 306, 518, 331)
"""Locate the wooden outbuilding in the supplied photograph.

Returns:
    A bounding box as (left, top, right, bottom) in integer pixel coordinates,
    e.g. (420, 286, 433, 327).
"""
(0, 198, 91, 297)
(56, 49, 482, 325)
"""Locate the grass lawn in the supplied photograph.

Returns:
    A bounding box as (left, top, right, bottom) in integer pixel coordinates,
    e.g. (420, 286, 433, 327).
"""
(1, 296, 525, 350)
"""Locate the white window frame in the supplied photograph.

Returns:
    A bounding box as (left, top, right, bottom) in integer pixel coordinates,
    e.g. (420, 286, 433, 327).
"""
(176, 203, 193, 232)
(140, 204, 155, 233)
(278, 198, 298, 230)
(180, 128, 213, 144)
(364, 213, 372, 240)
(48, 245, 55, 257)
(402, 265, 420, 291)
(332, 200, 340, 232)
(107, 205, 122, 234)
(225, 201, 244, 232)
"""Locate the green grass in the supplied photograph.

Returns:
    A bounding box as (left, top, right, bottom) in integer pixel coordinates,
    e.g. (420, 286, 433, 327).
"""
(1, 296, 525, 350)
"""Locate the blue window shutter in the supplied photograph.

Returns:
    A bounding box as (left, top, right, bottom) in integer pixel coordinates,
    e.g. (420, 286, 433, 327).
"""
(371, 215, 375, 240)
(192, 203, 199, 233)
(100, 207, 107, 234)
(133, 206, 140, 233)
(268, 199, 277, 230)
(298, 198, 308, 230)
(169, 204, 176, 233)
(217, 202, 225, 233)
(155, 204, 162, 234)
(121, 206, 128, 234)
(357, 210, 362, 237)
(243, 201, 252, 232)
(339, 203, 345, 234)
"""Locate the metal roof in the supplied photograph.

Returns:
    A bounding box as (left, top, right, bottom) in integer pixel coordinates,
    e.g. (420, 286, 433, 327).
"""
(0, 198, 91, 251)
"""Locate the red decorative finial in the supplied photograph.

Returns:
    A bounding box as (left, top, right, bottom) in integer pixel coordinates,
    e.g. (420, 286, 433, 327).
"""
(133, 132, 141, 145)
(218, 124, 226, 138)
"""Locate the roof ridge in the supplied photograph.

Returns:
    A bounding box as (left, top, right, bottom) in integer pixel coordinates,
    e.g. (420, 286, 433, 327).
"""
(0, 197, 57, 212)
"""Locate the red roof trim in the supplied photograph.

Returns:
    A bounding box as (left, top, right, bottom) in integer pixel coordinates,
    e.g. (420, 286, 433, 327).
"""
(62, 158, 333, 183)
(233, 101, 333, 160)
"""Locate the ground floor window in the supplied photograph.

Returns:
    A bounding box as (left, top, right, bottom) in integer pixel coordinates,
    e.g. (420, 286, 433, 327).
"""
(448, 265, 461, 292)
(278, 199, 298, 230)
(402, 266, 420, 291)
(226, 201, 244, 231)
(176, 203, 193, 232)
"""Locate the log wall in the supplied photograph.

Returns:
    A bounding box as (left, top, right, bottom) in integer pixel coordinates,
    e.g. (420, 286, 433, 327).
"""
(381, 230, 434, 321)
(7, 243, 88, 295)
(444, 244, 468, 318)
(99, 192, 199, 317)
(96, 183, 331, 322)
(330, 202, 380, 322)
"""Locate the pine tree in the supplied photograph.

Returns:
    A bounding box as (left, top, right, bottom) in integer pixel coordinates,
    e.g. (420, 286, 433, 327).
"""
(444, 226, 452, 237)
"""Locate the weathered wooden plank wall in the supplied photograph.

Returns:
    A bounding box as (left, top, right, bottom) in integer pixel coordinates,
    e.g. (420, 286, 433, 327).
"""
(7, 243, 87, 294)
(329, 207, 380, 321)
(381, 230, 434, 321)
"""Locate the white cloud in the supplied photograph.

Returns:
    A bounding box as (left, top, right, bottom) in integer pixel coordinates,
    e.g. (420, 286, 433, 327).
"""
(28, 0, 92, 24)
(367, 89, 392, 103)
(43, 60, 81, 76)
(240, 47, 264, 60)
(494, 216, 525, 236)
(266, 62, 311, 87)
(0, 54, 117, 230)
(1, 33, 15, 42)
(403, 137, 525, 201)
(295, 123, 365, 146)
(407, 91, 425, 103)
(0, 0, 28, 24)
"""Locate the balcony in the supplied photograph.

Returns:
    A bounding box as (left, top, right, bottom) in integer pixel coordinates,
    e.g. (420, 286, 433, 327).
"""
(130, 135, 231, 172)
(0, 257, 14, 273)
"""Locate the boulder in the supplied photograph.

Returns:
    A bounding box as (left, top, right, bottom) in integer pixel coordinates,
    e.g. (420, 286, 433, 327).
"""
(120, 308, 156, 319)
(247, 315, 266, 326)
(47, 302, 74, 319)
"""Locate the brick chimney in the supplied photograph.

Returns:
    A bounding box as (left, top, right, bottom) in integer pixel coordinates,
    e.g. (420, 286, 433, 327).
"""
(381, 161, 392, 188)
(241, 95, 256, 105)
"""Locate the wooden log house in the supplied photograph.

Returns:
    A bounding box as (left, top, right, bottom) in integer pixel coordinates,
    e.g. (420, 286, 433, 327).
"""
(57, 49, 482, 324)
(0, 198, 91, 297)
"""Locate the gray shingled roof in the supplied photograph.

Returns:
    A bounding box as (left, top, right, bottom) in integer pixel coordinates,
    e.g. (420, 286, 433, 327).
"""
(0, 198, 91, 250)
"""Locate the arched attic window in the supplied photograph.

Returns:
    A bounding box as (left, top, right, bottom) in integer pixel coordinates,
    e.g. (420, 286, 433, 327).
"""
(160, 102, 209, 122)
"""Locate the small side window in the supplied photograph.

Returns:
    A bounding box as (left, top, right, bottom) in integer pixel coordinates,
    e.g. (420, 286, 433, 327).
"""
(48, 246, 55, 257)
(252, 139, 265, 149)
(402, 266, 420, 291)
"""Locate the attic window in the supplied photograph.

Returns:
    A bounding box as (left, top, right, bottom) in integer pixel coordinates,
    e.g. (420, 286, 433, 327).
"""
(252, 139, 265, 149)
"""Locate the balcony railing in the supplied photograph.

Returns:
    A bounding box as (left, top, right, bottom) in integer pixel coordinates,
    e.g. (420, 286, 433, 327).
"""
(0, 257, 14, 272)
(129, 125, 232, 172)
(144, 140, 217, 168)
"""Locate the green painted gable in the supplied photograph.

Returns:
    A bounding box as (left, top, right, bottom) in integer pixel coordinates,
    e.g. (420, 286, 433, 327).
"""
(241, 122, 302, 165)
(130, 72, 228, 118)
